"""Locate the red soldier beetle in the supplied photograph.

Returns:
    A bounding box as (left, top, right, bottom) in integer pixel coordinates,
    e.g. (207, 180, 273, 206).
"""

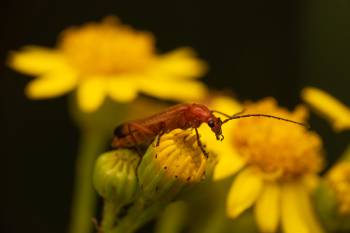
(111, 103, 307, 157)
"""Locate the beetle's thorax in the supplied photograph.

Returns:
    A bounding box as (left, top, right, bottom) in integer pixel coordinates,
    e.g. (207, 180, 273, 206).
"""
(185, 103, 212, 128)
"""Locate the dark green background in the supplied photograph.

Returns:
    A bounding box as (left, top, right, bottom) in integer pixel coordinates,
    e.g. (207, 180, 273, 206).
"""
(1, 1, 349, 233)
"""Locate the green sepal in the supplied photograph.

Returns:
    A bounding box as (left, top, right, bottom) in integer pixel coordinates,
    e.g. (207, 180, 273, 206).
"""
(137, 145, 186, 202)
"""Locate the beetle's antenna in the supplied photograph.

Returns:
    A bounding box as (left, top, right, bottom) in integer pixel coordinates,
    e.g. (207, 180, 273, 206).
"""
(211, 109, 245, 118)
(222, 113, 309, 128)
(211, 110, 231, 118)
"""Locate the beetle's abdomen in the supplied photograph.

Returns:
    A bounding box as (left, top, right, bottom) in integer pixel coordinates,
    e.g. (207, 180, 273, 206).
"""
(111, 123, 156, 149)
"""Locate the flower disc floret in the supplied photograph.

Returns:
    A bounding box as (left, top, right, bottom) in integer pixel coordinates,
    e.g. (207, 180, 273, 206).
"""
(232, 98, 323, 180)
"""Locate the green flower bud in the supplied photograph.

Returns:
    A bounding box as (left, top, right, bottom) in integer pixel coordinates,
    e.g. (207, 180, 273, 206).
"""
(93, 149, 140, 206)
(138, 129, 208, 202)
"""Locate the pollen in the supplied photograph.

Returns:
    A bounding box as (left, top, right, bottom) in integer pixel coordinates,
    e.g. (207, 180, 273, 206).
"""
(59, 17, 155, 76)
(232, 98, 323, 181)
(155, 129, 207, 182)
(327, 162, 350, 215)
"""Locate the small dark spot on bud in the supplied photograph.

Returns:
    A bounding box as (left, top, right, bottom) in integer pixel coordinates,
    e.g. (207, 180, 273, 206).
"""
(155, 154, 157, 159)
(175, 175, 178, 178)
(164, 166, 167, 170)
(186, 177, 191, 181)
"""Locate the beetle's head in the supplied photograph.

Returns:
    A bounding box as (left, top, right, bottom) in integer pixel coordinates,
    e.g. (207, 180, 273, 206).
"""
(207, 116, 224, 141)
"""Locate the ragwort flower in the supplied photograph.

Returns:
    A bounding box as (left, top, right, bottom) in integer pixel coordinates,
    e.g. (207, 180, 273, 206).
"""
(8, 17, 207, 112)
(200, 97, 325, 233)
(327, 162, 350, 215)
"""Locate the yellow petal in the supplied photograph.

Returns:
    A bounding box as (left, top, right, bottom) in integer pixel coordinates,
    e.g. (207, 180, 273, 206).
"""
(254, 182, 280, 233)
(8, 46, 67, 75)
(77, 78, 106, 112)
(281, 181, 324, 233)
(213, 152, 244, 180)
(107, 77, 138, 102)
(154, 47, 207, 79)
(138, 78, 207, 102)
(210, 96, 242, 116)
(302, 87, 350, 132)
(296, 181, 325, 233)
(25, 70, 77, 99)
(226, 168, 263, 218)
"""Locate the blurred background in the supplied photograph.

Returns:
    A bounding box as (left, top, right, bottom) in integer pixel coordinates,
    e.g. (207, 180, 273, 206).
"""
(0, 0, 349, 232)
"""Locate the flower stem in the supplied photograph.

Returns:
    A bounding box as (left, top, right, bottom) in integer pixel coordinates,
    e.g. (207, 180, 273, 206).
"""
(101, 201, 121, 232)
(154, 201, 187, 233)
(68, 128, 109, 233)
(111, 198, 165, 233)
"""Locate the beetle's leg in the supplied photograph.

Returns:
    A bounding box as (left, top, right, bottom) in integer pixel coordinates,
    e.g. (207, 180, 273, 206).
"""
(156, 131, 164, 147)
(194, 128, 209, 158)
(127, 123, 143, 155)
(156, 122, 166, 147)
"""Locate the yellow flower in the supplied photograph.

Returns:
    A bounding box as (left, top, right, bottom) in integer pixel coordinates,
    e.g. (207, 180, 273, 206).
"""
(327, 162, 350, 215)
(8, 17, 207, 112)
(200, 97, 325, 233)
(302, 87, 350, 132)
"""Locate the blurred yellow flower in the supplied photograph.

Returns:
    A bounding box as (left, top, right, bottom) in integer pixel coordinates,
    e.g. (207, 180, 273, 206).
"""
(327, 162, 350, 215)
(201, 97, 325, 233)
(8, 17, 207, 112)
(302, 87, 350, 132)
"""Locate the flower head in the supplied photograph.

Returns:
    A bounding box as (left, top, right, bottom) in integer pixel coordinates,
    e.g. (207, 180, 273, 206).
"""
(327, 162, 350, 215)
(9, 17, 207, 112)
(232, 98, 323, 181)
(201, 97, 325, 233)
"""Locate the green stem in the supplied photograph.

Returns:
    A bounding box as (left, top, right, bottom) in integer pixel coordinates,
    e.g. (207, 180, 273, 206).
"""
(111, 198, 165, 233)
(154, 201, 187, 233)
(68, 129, 109, 233)
(101, 201, 122, 232)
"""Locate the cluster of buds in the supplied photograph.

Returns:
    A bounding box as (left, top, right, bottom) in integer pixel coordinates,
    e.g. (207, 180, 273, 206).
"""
(93, 129, 210, 233)
(315, 160, 350, 233)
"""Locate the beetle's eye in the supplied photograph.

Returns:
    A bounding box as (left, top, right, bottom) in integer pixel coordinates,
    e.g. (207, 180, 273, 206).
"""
(208, 119, 215, 128)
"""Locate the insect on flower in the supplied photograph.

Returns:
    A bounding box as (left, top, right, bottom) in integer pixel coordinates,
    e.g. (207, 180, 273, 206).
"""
(111, 103, 307, 156)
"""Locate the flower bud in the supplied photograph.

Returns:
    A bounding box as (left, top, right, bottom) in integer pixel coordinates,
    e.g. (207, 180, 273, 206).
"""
(93, 149, 140, 206)
(137, 129, 208, 202)
(327, 162, 350, 215)
(315, 162, 350, 232)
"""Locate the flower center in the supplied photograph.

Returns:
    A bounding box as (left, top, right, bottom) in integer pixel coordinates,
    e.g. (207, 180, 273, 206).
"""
(327, 162, 350, 215)
(59, 17, 155, 76)
(155, 129, 207, 182)
(232, 98, 323, 181)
